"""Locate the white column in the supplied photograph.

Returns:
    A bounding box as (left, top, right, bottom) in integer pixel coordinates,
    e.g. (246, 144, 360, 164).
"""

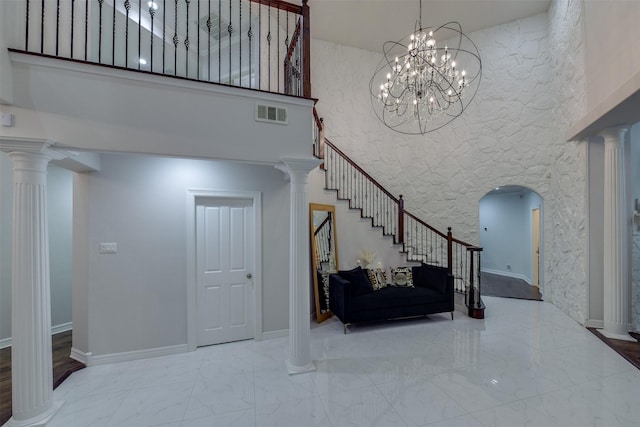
(599, 127, 634, 341)
(276, 157, 321, 375)
(1, 139, 64, 426)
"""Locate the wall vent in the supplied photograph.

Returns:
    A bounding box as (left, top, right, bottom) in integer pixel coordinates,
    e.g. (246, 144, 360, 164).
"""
(255, 103, 287, 125)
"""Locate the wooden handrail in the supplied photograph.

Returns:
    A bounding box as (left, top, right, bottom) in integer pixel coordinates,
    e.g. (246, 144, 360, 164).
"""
(313, 214, 332, 237)
(313, 107, 323, 131)
(285, 18, 302, 60)
(324, 139, 400, 204)
(404, 211, 448, 239)
(323, 138, 477, 248)
(249, 0, 303, 15)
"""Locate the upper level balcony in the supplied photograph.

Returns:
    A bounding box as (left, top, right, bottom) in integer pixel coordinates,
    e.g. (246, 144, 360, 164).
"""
(0, 0, 315, 164)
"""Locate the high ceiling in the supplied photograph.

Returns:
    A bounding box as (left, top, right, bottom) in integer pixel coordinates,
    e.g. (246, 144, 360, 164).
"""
(310, 0, 552, 53)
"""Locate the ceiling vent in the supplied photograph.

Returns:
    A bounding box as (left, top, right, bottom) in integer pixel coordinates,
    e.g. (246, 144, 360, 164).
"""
(255, 103, 287, 125)
(198, 14, 231, 42)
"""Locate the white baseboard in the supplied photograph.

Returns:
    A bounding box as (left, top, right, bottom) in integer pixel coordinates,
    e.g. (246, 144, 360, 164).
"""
(0, 337, 10, 350)
(262, 329, 288, 340)
(70, 347, 93, 366)
(482, 268, 532, 285)
(0, 322, 73, 349)
(586, 319, 604, 329)
(90, 344, 189, 366)
(52, 321, 73, 335)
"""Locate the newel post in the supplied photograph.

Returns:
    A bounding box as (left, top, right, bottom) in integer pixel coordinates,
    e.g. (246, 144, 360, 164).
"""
(468, 248, 476, 309)
(302, 0, 311, 98)
(397, 195, 404, 244)
(447, 227, 453, 275)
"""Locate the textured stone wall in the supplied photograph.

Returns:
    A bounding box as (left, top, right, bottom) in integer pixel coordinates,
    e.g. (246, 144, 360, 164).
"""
(311, 0, 588, 323)
(546, 0, 588, 324)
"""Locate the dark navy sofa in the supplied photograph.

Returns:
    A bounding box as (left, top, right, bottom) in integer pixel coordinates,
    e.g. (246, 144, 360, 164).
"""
(329, 264, 454, 333)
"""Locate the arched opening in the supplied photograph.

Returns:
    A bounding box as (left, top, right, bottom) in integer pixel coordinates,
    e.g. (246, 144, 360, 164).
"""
(479, 185, 543, 301)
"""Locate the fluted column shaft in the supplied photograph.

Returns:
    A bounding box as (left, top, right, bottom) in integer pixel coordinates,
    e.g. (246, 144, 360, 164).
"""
(277, 158, 321, 375)
(1, 139, 64, 426)
(601, 127, 631, 338)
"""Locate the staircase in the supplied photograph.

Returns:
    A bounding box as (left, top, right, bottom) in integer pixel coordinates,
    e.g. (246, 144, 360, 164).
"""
(313, 112, 485, 319)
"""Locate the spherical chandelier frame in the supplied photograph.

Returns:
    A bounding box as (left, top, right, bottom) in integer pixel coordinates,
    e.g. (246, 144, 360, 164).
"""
(370, 19, 482, 135)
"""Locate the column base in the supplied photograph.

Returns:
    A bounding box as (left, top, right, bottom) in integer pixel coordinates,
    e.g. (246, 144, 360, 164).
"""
(286, 359, 316, 375)
(3, 401, 64, 427)
(598, 328, 637, 342)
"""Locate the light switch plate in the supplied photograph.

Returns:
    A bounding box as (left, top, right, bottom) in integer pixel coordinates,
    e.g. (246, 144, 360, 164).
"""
(99, 242, 117, 254)
(0, 113, 14, 127)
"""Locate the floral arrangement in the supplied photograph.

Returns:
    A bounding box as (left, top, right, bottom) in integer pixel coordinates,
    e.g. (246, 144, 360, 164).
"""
(360, 249, 376, 266)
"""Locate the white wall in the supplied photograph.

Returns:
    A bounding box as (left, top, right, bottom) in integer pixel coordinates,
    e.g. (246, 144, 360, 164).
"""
(2, 53, 314, 165)
(584, 0, 640, 111)
(479, 190, 542, 283)
(0, 152, 12, 341)
(588, 139, 605, 325)
(85, 154, 290, 356)
(0, 153, 74, 344)
(48, 164, 74, 329)
(312, 0, 588, 323)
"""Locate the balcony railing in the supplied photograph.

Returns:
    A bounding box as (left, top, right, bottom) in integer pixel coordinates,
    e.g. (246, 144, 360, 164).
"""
(15, 0, 310, 97)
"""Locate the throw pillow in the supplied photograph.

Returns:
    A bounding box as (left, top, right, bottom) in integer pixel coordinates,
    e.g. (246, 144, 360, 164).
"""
(413, 263, 448, 293)
(338, 266, 373, 296)
(367, 268, 388, 291)
(390, 267, 414, 288)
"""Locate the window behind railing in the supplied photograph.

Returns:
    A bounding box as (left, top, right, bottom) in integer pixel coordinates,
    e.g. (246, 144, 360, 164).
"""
(17, 0, 309, 96)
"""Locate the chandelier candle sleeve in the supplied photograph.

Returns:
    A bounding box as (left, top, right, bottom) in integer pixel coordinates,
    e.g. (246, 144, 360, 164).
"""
(370, 1, 481, 135)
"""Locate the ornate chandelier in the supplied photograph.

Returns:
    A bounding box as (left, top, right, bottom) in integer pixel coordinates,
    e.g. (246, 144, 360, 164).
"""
(370, 0, 482, 135)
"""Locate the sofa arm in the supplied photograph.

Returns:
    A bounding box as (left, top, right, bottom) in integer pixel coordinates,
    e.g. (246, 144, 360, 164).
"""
(329, 274, 352, 323)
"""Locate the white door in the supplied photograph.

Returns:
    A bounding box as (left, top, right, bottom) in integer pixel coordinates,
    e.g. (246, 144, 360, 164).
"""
(196, 198, 254, 346)
(532, 208, 540, 288)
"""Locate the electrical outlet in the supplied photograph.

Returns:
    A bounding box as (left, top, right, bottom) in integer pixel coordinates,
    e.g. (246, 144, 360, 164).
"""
(99, 242, 117, 254)
(507, 264, 511, 270)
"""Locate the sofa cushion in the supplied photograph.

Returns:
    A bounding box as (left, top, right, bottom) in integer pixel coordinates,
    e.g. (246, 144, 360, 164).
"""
(390, 267, 414, 287)
(366, 268, 388, 291)
(352, 286, 448, 312)
(412, 264, 448, 294)
(338, 266, 373, 296)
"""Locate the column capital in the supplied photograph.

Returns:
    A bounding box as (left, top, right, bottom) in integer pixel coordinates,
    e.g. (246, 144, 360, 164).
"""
(275, 157, 322, 182)
(0, 136, 65, 160)
(598, 126, 630, 143)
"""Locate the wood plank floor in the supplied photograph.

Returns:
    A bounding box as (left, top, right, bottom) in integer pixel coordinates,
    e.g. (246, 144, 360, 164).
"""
(588, 328, 640, 371)
(0, 330, 85, 425)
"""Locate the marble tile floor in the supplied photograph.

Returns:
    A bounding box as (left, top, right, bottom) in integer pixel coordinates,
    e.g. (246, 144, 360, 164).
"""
(47, 296, 640, 427)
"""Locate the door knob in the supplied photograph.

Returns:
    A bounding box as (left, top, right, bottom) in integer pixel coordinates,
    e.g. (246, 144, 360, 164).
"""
(246, 273, 252, 279)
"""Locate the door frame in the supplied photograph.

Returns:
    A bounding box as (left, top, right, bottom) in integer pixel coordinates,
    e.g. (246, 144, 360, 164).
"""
(186, 189, 262, 351)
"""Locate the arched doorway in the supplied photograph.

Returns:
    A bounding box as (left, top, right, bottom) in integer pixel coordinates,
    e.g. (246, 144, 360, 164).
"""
(479, 185, 543, 300)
